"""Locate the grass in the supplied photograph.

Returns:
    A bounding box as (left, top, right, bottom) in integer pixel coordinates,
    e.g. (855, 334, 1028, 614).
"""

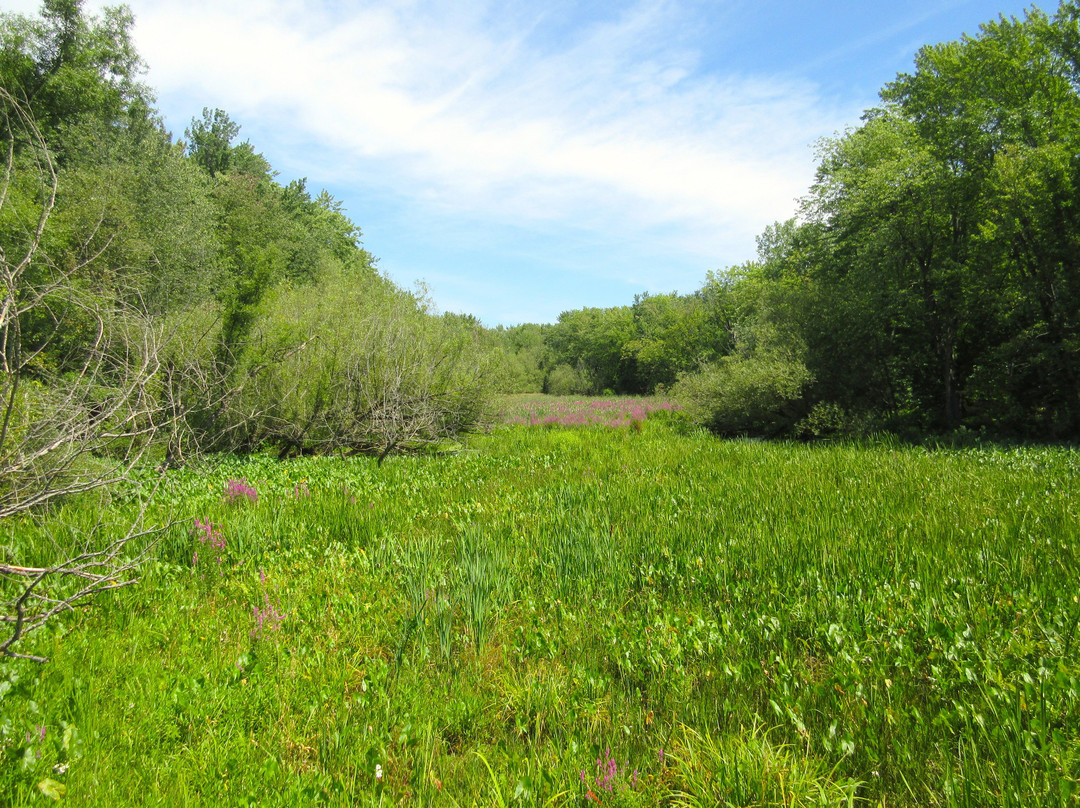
(1, 407, 1079, 806)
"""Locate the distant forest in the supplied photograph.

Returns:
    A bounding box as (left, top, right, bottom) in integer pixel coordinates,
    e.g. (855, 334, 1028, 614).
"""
(2, 0, 1079, 473)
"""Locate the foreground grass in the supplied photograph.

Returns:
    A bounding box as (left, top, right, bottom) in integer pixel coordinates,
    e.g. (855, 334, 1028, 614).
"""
(2, 416, 1079, 806)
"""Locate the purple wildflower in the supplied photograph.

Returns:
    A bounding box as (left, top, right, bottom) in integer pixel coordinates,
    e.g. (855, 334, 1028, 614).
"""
(224, 478, 258, 505)
(251, 592, 286, 638)
(193, 519, 226, 565)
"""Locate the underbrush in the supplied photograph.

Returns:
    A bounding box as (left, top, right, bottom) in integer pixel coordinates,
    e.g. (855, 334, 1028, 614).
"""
(1, 414, 1078, 806)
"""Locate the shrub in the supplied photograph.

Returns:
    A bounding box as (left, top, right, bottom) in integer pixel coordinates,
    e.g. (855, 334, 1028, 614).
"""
(673, 350, 811, 437)
(544, 363, 593, 396)
(210, 268, 495, 460)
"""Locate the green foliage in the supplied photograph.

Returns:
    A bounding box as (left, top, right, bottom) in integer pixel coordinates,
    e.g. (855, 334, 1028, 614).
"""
(3, 0, 487, 467)
(4, 417, 1080, 804)
(660, 2, 1080, 440)
(510, 288, 731, 398)
(184, 107, 240, 177)
(674, 348, 811, 437)
(805, 3, 1080, 437)
(623, 292, 723, 392)
(490, 324, 547, 394)
(544, 362, 593, 396)
(674, 238, 817, 437)
(0, 0, 151, 151)
(202, 268, 494, 458)
(545, 306, 635, 394)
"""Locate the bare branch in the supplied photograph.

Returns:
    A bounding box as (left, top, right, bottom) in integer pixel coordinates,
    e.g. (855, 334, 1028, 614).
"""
(0, 90, 185, 661)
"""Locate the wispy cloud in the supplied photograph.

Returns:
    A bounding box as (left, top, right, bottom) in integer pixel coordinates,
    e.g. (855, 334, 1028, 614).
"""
(130, 0, 852, 261)
(5, 0, 1036, 322)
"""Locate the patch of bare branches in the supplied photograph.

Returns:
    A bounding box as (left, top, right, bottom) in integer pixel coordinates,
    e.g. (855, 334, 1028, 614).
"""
(0, 88, 172, 661)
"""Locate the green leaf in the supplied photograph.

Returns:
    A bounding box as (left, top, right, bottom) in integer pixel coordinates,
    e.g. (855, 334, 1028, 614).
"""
(37, 779, 67, 800)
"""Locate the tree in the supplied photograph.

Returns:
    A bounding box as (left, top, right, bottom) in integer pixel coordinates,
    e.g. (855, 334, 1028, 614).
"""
(834, 3, 1080, 435)
(623, 292, 723, 392)
(208, 270, 494, 461)
(545, 306, 635, 393)
(968, 139, 1080, 434)
(184, 107, 240, 177)
(673, 232, 818, 436)
(490, 323, 546, 394)
(808, 111, 970, 430)
(0, 0, 150, 152)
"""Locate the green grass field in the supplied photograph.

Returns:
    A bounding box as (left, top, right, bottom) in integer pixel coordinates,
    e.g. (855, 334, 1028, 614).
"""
(2, 410, 1079, 806)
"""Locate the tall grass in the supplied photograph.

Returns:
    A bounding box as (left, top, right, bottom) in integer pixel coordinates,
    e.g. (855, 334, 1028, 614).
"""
(1, 414, 1078, 806)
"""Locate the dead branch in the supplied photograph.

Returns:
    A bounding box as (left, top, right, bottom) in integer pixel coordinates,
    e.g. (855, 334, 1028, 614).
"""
(0, 88, 182, 661)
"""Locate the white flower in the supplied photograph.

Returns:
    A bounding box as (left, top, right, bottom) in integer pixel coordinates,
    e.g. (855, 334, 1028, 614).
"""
(375, 764, 383, 781)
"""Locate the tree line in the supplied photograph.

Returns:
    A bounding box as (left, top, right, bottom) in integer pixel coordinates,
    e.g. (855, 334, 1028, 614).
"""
(490, 2, 1080, 441)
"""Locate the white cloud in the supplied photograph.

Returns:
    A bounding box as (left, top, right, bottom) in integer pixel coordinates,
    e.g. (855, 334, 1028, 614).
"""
(119, 0, 853, 265)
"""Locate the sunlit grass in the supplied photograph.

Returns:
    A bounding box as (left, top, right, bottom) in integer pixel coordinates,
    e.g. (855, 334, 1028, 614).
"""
(2, 411, 1079, 806)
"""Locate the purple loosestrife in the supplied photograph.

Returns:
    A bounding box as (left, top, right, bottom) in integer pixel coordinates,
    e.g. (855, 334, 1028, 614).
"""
(580, 748, 640, 797)
(251, 592, 286, 638)
(24, 725, 46, 760)
(251, 569, 286, 638)
(193, 518, 226, 564)
(505, 396, 680, 429)
(595, 748, 618, 792)
(224, 478, 258, 505)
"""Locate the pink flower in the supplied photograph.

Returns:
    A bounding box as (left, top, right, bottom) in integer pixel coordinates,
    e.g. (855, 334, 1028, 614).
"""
(224, 478, 258, 505)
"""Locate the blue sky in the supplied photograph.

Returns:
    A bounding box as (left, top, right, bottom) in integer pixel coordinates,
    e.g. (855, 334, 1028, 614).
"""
(10, 0, 1049, 324)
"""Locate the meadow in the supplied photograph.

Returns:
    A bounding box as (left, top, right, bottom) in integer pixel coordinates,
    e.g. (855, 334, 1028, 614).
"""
(496, 396, 680, 428)
(1, 404, 1079, 806)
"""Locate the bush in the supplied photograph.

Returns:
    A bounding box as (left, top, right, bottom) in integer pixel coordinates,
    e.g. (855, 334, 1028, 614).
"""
(208, 268, 495, 460)
(795, 401, 877, 440)
(673, 351, 811, 437)
(544, 363, 593, 396)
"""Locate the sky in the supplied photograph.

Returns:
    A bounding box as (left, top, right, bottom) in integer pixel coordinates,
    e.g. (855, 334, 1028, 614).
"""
(6, 0, 1050, 325)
